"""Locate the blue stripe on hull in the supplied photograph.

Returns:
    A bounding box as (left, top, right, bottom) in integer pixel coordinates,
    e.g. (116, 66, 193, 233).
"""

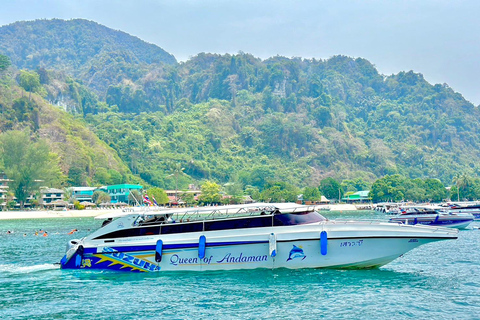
(391, 219, 472, 228)
(413, 219, 472, 227)
(84, 240, 267, 255)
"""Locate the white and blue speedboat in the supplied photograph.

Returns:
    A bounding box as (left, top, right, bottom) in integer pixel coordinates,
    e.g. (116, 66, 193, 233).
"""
(61, 203, 458, 272)
(389, 208, 474, 229)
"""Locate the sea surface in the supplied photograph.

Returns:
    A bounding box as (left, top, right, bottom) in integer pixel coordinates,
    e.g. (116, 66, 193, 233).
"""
(0, 211, 478, 320)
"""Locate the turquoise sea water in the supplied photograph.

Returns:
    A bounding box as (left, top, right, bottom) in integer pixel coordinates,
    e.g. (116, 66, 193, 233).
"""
(0, 211, 479, 320)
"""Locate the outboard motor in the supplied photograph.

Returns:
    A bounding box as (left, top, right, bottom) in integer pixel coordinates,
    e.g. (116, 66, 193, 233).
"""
(66, 239, 79, 252)
(60, 239, 83, 269)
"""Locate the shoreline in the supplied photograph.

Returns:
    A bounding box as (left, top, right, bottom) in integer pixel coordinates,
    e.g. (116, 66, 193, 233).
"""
(0, 208, 122, 220)
(0, 203, 371, 220)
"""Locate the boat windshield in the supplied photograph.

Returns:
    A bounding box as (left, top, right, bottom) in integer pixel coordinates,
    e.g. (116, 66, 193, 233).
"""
(273, 211, 326, 226)
(400, 209, 438, 215)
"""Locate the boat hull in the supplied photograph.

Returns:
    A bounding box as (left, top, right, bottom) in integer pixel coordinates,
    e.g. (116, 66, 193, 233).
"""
(448, 210, 480, 220)
(61, 222, 458, 272)
(390, 214, 474, 229)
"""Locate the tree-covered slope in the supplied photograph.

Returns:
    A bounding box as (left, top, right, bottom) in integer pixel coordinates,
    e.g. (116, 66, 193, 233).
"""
(0, 19, 176, 95)
(96, 53, 480, 187)
(0, 68, 136, 187)
(1, 19, 480, 190)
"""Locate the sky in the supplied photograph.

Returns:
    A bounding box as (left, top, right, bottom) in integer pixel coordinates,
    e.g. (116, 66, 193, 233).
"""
(2, 0, 480, 105)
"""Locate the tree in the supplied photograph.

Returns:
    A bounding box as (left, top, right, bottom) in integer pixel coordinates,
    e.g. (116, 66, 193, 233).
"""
(238, 166, 274, 190)
(244, 185, 261, 201)
(319, 177, 342, 201)
(68, 165, 87, 186)
(341, 178, 370, 193)
(0, 54, 11, 71)
(128, 189, 142, 206)
(181, 192, 196, 206)
(303, 186, 322, 202)
(94, 167, 110, 185)
(92, 190, 111, 205)
(198, 181, 222, 204)
(166, 163, 189, 202)
(424, 178, 447, 202)
(452, 173, 470, 201)
(403, 178, 425, 202)
(0, 131, 57, 209)
(260, 181, 299, 203)
(313, 106, 332, 126)
(146, 187, 169, 205)
(223, 182, 245, 204)
(369, 174, 407, 202)
(19, 70, 43, 101)
(107, 169, 123, 184)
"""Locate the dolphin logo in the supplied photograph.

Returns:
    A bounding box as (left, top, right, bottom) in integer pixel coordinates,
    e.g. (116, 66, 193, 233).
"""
(287, 245, 306, 261)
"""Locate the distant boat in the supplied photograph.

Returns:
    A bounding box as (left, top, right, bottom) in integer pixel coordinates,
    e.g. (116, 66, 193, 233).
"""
(60, 203, 458, 272)
(446, 203, 480, 220)
(375, 203, 403, 214)
(389, 207, 474, 229)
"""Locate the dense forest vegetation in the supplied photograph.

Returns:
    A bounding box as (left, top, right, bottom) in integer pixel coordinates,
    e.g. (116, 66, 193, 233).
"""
(1, 19, 480, 202)
(0, 19, 176, 95)
(0, 62, 137, 189)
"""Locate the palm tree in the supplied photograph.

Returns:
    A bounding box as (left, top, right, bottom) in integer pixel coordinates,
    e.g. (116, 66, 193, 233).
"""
(453, 173, 469, 201)
(167, 163, 187, 203)
(452, 174, 461, 201)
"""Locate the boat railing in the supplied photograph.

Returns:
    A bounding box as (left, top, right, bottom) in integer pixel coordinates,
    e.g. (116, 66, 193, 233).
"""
(135, 204, 318, 226)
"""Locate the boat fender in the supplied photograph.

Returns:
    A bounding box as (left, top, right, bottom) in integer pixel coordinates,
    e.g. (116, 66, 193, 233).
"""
(414, 217, 418, 225)
(434, 215, 439, 223)
(74, 245, 84, 267)
(269, 233, 277, 257)
(155, 239, 163, 262)
(320, 231, 328, 256)
(198, 235, 206, 259)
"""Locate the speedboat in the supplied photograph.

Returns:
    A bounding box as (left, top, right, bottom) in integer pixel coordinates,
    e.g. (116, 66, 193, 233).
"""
(389, 208, 474, 229)
(446, 203, 480, 220)
(60, 203, 458, 272)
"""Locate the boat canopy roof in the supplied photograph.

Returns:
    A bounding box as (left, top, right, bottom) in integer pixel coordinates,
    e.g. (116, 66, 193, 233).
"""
(95, 203, 315, 221)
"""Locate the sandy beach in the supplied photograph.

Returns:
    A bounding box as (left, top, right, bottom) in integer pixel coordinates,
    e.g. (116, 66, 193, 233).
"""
(0, 208, 123, 220)
(0, 203, 369, 220)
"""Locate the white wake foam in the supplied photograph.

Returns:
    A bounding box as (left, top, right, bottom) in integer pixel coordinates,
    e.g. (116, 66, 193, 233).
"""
(0, 263, 59, 274)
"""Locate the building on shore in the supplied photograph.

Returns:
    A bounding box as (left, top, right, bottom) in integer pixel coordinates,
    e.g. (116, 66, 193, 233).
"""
(297, 195, 330, 205)
(98, 184, 143, 204)
(341, 190, 372, 203)
(69, 187, 97, 202)
(165, 188, 202, 206)
(0, 172, 9, 209)
(40, 187, 65, 205)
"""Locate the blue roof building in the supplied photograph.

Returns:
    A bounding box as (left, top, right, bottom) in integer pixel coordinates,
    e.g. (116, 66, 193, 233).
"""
(341, 190, 372, 202)
(99, 184, 143, 204)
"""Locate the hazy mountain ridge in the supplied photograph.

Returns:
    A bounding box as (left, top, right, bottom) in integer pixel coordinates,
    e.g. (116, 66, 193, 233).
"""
(0, 19, 176, 95)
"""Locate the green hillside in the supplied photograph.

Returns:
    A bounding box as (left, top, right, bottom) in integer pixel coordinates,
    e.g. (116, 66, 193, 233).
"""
(0, 68, 136, 187)
(0, 19, 176, 95)
(1, 19, 480, 193)
(91, 53, 480, 188)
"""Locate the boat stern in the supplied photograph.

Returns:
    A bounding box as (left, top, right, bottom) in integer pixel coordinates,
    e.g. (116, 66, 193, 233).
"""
(60, 239, 84, 269)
